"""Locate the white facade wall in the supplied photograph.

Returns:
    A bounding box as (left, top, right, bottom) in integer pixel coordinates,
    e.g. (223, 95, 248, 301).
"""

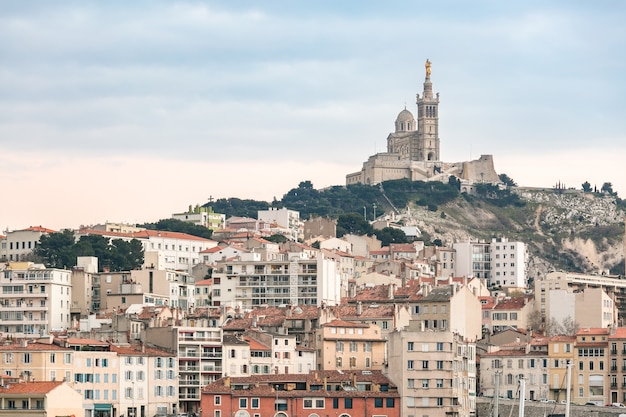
(257, 208, 301, 241)
(490, 238, 526, 288)
(0, 264, 71, 337)
(3, 229, 49, 262)
(142, 235, 218, 273)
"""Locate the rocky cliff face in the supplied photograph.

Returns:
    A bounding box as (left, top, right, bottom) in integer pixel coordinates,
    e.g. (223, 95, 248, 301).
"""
(397, 188, 625, 281)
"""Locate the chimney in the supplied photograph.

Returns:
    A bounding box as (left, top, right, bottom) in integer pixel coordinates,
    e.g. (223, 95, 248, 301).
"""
(224, 377, 231, 388)
(448, 275, 453, 285)
(388, 284, 394, 299)
(356, 301, 362, 316)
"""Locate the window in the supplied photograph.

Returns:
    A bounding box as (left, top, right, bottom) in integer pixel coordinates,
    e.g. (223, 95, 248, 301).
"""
(50, 353, 56, 363)
(349, 357, 357, 367)
(436, 379, 444, 388)
(344, 398, 353, 409)
(437, 398, 444, 406)
(422, 379, 429, 388)
(422, 361, 429, 369)
(374, 398, 383, 408)
(22, 353, 31, 364)
(386, 398, 395, 408)
(251, 398, 259, 409)
(407, 360, 414, 369)
(214, 396, 221, 405)
(350, 342, 358, 352)
(336, 341, 344, 352)
(336, 357, 342, 367)
(407, 379, 415, 388)
(437, 361, 444, 369)
(408, 342, 414, 351)
(437, 342, 444, 351)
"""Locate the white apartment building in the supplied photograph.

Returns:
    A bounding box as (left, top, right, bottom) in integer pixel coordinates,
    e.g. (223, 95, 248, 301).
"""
(387, 322, 477, 417)
(1, 226, 55, 262)
(454, 238, 527, 288)
(490, 238, 526, 289)
(111, 345, 179, 417)
(136, 230, 218, 273)
(143, 309, 224, 415)
(212, 251, 341, 309)
(257, 207, 302, 241)
(0, 262, 72, 337)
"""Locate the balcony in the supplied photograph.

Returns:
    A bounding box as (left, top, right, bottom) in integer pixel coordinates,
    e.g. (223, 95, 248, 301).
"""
(612, 350, 618, 355)
(611, 383, 618, 388)
(201, 365, 222, 373)
(179, 379, 201, 386)
(179, 393, 200, 400)
(612, 366, 618, 371)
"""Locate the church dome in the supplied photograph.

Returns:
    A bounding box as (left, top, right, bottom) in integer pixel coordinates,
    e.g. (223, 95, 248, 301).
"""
(395, 109, 415, 132)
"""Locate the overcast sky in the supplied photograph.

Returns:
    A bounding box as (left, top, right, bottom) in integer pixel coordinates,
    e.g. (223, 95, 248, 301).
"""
(1, 1, 625, 231)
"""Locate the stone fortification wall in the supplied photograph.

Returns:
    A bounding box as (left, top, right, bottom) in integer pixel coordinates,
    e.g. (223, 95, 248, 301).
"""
(460, 154, 499, 183)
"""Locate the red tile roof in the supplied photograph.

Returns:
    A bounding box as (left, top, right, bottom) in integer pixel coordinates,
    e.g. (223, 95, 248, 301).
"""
(322, 319, 369, 328)
(22, 226, 56, 233)
(110, 344, 175, 357)
(0, 381, 64, 394)
(133, 230, 215, 242)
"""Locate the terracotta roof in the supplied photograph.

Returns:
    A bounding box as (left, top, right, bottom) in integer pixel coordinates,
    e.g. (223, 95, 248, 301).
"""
(64, 338, 109, 346)
(244, 337, 270, 351)
(0, 381, 64, 395)
(492, 297, 531, 310)
(21, 226, 56, 233)
(0, 342, 71, 352)
(576, 328, 609, 336)
(331, 304, 395, 320)
(132, 230, 216, 242)
(110, 344, 175, 357)
(195, 279, 213, 286)
(202, 370, 396, 395)
(610, 328, 626, 339)
(389, 244, 416, 252)
(549, 335, 576, 342)
(323, 319, 369, 328)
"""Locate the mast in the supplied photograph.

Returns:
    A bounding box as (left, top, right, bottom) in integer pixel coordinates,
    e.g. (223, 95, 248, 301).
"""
(565, 361, 572, 417)
(517, 378, 526, 417)
(493, 371, 500, 417)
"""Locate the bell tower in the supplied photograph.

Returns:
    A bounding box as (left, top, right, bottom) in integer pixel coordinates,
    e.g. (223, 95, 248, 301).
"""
(413, 59, 440, 161)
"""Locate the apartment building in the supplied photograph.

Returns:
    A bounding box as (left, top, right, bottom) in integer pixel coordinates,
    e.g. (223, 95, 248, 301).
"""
(0, 381, 83, 417)
(387, 321, 477, 417)
(316, 319, 386, 371)
(454, 238, 526, 288)
(0, 262, 72, 337)
(143, 307, 224, 415)
(212, 251, 341, 309)
(535, 271, 622, 327)
(609, 328, 626, 404)
(1, 226, 55, 262)
(480, 342, 548, 401)
(257, 207, 302, 241)
(200, 370, 400, 417)
(572, 327, 609, 406)
(488, 296, 535, 333)
(0, 339, 74, 382)
(548, 335, 576, 402)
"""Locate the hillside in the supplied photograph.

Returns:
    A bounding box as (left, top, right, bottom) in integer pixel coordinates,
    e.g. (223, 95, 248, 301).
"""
(205, 180, 626, 278)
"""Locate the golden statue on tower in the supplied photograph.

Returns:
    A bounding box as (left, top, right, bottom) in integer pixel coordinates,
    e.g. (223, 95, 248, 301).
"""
(425, 59, 432, 77)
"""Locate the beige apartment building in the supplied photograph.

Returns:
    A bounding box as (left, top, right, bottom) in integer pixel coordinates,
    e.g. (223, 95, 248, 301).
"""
(316, 319, 386, 371)
(0, 339, 74, 383)
(548, 335, 576, 401)
(572, 327, 609, 406)
(388, 321, 477, 417)
(0, 381, 83, 417)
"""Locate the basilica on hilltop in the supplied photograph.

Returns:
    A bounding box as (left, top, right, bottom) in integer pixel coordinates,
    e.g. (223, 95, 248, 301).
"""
(346, 60, 500, 190)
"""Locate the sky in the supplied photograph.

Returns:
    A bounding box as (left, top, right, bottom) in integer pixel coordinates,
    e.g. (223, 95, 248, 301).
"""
(1, 1, 625, 231)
